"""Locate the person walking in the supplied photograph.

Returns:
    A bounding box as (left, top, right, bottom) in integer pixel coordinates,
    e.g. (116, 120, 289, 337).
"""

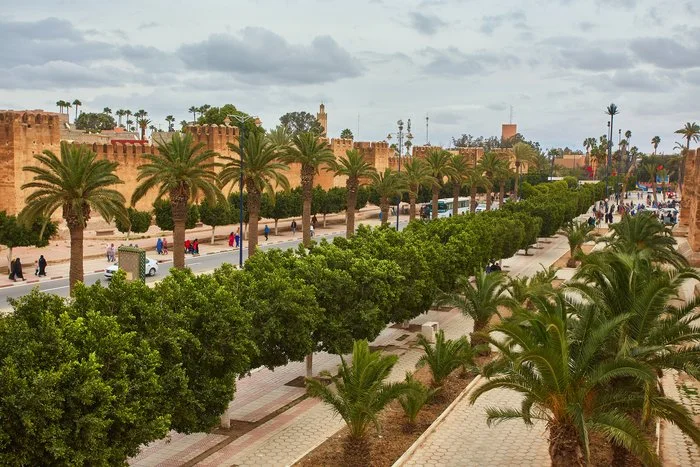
(106, 244, 112, 262)
(156, 237, 163, 255)
(12, 258, 25, 282)
(235, 228, 240, 248)
(37, 255, 47, 277)
(228, 232, 234, 247)
(193, 239, 199, 255)
(162, 238, 169, 255)
(264, 224, 270, 241)
(312, 215, 318, 230)
(184, 239, 191, 254)
(310, 224, 315, 238)
(290, 220, 297, 236)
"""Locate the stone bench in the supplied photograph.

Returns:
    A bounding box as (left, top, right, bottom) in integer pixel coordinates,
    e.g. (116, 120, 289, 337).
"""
(420, 321, 439, 343)
(95, 229, 115, 236)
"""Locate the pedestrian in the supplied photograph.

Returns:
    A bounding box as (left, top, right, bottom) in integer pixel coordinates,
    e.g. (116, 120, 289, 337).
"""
(8, 259, 15, 281)
(234, 231, 240, 248)
(109, 243, 116, 262)
(184, 239, 191, 254)
(264, 224, 270, 241)
(291, 220, 297, 236)
(38, 255, 47, 277)
(106, 244, 112, 262)
(12, 258, 25, 282)
(162, 238, 169, 255)
(228, 232, 234, 247)
(193, 239, 199, 255)
(310, 224, 315, 237)
(312, 215, 318, 229)
(156, 237, 163, 255)
(34, 260, 39, 276)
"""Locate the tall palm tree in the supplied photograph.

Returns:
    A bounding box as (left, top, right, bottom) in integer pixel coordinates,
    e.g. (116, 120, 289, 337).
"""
(306, 340, 409, 463)
(465, 167, 491, 213)
(165, 115, 175, 132)
(583, 137, 594, 166)
(132, 132, 222, 269)
(331, 149, 376, 237)
(125, 110, 133, 130)
(674, 122, 700, 189)
(20, 142, 126, 291)
(116, 109, 126, 127)
(188, 106, 198, 123)
(478, 152, 509, 210)
(437, 270, 511, 347)
(512, 142, 535, 200)
(220, 130, 290, 255)
(472, 292, 662, 467)
(448, 154, 472, 215)
(651, 136, 661, 155)
(139, 118, 150, 140)
(424, 148, 455, 219)
(403, 158, 436, 221)
(56, 100, 64, 114)
(624, 130, 632, 172)
(71, 99, 81, 121)
(605, 103, 620, 193)
(641, 160, 660, 205)
(282, 132, 335, 246)
(64, 101, 72, 123)
(102, 107, 112, 115)
(370, 168, 406, 227)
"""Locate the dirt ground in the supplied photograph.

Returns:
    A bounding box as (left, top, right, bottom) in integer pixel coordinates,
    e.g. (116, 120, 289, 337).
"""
(553, 243, 596, 269)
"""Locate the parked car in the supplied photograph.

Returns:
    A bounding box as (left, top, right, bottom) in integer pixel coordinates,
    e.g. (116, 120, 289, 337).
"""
(105, 257, 159, 280)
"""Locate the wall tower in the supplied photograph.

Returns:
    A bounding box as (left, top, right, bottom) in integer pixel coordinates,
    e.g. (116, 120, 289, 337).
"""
(317, 104, 328, 137)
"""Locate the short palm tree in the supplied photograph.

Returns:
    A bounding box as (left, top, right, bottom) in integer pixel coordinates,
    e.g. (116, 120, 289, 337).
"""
(398, 373, 439, 426)
(448, 154, 471, 215)
(370, 168, 406, 227)
(403, 158, 436, 221)
(424, 148, 455, 219)
(220, 130, 290, 256)
(132, 132, 222, 269)
(266, 125, 292, 150)
(331, 149, 376, 237)
(478, 152, 509, 210)
(601, 210, 687, 269)
(561, 221, 594, 267)
(21, 142, 127, 291)
(651, 136, 661, 155)
(282, 132, 335, 246)
(472, 292, 661, 467)
(306, 340, 409, 461)
(416, 330, 479, 386)
(437, 270, 511, 348)
(512, 142, 535, 200)
(674, 122, 700, 188)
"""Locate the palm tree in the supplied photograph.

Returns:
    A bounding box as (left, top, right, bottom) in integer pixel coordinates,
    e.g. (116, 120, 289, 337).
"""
(472, 292, 661, 467)
(220, 130, 290, 255)
(165, 115, 175, 132)
(331, 149, 376, 237)
(605, 103, 620, 193)
(71, 99, 81, 121)
(180, 120, 188, 130)
(624, 130, 632, 171)
(674, 122, 700, 189)
(125, 110, 133, 130)
(478, 152, 509, 210)
(641, 160, 660, 205)
(370, 168, 406, 227)
(282, 132, 335, 246)
(448, 154, 472, 215)
(416, 330, 479, 386)
(139, 118, 150, 140)
(464, 167, 491, 213)
(20, 142, 126, 291)
(561, 221, 594, 267)
(188, 106, 198, 123)
(56, 100, 64, 114)
(583, 137, 595, 166)
(424, 148, 454, 219)
(102, 107, 112, 115)
(266, 125, 292, 150)
(306, 340, 409, 463)
(403, 158, 436, 221)
(132, 132, 222, 269)
(651, 136, 661, 155)
(658, 168, 670, 201)
(512, 142, 535, 200)
(437, 270, 511, 348)
(115, 109, 126, 127)
(64, 101, 72, 123)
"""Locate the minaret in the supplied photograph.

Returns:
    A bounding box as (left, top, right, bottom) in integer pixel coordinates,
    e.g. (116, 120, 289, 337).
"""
(316, 104, 327, 137)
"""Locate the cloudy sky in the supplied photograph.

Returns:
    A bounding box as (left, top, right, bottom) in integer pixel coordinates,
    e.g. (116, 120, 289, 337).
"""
(2, 0, 698, 154)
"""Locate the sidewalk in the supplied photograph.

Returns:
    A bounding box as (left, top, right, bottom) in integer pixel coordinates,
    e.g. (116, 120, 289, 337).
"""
(128, 223, 574, 467)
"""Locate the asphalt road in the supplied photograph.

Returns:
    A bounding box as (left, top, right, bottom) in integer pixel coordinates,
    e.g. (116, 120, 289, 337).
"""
(0, 223, 408, 305)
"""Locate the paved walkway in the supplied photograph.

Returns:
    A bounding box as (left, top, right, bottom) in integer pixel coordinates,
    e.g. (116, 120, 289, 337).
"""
(661, 371, 700, 467)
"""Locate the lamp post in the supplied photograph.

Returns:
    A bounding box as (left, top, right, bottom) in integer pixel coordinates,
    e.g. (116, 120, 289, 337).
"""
(387, 119, 413, 230)
(226, 114, 259, 268)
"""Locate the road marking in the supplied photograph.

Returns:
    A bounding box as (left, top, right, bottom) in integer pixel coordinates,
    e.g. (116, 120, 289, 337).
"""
(43, 285, 68, 292)
(188, 262, 201, 266)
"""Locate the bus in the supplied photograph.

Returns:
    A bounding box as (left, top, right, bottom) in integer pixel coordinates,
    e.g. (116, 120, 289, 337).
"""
(421, 197, 470, 218)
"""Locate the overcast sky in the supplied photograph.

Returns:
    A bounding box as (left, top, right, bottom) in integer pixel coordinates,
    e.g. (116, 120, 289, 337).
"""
(2, 0, 698, 154)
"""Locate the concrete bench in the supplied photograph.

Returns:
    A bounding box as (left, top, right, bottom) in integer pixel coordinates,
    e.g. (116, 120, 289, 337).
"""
(421, 321, 439, 343)
(95, 229, 115, 236)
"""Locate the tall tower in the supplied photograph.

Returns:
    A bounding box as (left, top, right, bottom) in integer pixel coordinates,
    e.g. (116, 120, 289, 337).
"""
(317, 104, 328, 137)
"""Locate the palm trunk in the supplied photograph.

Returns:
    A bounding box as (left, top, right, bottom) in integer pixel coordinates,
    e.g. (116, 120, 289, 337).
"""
(68, 224, 84, 292)
(651, 179, 658, 205)
(470, 184, 477, 213)
(274, 219, 279, 236)
(409, 190, 417, 222)
(485, 189, 492, 211)
(499, 181, 506, 207)
(380, 197, 390, 227)
(322, 213, 327, 228)
(548, 423, 583, 467)
(210, 226, 215, 244)
(514, 163, 521, 200)
(306, 353, 313, 378)
(431, 186, 439, 220)
(471, 318, 490, 354)
(301, 165, 314, 247)
(452, 183, 460, 216)
(171, 201, 187, 269)
(346, 180, 358, 237)
(247, 184, 261, 256)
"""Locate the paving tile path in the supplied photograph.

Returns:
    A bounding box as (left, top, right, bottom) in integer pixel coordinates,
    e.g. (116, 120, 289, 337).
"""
(661, 371, 700, 466)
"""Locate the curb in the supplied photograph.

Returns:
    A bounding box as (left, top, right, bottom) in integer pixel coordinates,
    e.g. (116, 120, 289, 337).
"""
(391, 375, 484, 467)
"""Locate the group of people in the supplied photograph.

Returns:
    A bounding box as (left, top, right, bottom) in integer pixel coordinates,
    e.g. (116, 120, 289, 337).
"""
(7, 256, 47, 282)
(184, 239, 200, 255)
(155, 237, 169, 255)
(228, 229, 241, 248)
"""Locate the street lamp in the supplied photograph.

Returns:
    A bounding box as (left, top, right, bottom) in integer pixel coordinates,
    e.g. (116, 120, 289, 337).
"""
(226, 114, 259, 268)
(386, 119, 413, 230)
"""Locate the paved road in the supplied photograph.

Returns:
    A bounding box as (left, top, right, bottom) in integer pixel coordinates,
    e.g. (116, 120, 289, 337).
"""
(0, 223, 408, 305)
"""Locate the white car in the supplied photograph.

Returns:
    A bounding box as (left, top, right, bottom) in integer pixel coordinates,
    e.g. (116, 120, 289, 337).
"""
(104, 257, 159, 280)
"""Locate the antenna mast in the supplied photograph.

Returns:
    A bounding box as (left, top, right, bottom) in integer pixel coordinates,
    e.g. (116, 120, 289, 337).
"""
(426, 115, 429, 145)
(509, 105, 513, 124)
